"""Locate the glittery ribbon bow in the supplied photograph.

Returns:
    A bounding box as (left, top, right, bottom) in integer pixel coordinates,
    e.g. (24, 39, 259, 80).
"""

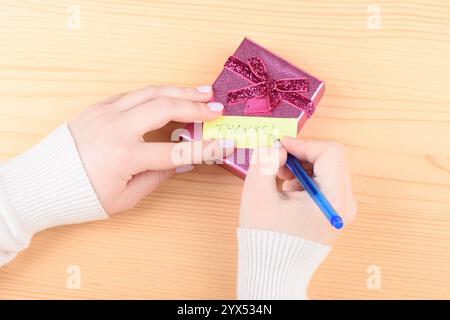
(224, 56, 315, 117)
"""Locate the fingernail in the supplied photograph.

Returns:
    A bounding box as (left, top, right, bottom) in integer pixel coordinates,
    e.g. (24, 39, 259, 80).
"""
(218, 139, 235, 148)
(196, 85, 212, 93)
(272, 139, 281, 148)
(207, 102, 224, 112)
(175, 164, 194, 174)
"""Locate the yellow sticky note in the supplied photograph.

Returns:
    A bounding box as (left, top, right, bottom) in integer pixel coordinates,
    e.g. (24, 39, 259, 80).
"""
(203, 116, 298, 148)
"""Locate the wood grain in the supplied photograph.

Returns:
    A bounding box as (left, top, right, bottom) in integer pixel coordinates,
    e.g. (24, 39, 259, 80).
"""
(0, 0, 449, 299)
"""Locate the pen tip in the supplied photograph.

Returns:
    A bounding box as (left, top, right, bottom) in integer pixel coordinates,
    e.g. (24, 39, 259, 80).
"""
(331, 216, 344, 229)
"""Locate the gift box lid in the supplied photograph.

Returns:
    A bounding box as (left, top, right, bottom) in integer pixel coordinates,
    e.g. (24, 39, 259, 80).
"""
(181, 37, 325, 179)
(214, 37, 325, 120)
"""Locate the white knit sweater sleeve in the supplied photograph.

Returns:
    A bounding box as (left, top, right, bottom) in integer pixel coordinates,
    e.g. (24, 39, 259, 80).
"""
(0, 123, 329, 300)
(237, 228, 331, 300)
(0, 123, 107, 267)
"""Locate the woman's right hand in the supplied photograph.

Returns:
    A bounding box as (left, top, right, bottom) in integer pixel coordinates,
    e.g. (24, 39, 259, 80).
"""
(239, 137, 357, 245)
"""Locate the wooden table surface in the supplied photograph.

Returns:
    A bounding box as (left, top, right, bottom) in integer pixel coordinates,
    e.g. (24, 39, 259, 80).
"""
(0, 0, 449, 299)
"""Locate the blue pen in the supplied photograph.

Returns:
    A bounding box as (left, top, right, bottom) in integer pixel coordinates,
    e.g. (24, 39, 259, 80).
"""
(285, 153, 344, 229)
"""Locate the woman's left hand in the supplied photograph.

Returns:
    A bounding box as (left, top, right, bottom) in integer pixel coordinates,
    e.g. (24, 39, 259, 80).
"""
(69, 85, 233, 215)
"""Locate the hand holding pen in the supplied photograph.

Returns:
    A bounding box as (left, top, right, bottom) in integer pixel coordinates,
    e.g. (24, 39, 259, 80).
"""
(239, 137, 357, 246)
(285, 153, 344, 229)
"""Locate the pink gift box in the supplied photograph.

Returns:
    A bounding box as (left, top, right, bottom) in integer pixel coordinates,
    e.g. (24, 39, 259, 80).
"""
(181, 38, 325, 179)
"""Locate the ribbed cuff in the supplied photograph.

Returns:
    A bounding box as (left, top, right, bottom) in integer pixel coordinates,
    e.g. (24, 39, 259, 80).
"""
(237, 228, 331, 300)
(0, 123, 107, 235)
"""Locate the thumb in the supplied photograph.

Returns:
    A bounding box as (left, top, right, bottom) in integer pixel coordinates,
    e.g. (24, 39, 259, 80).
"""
(112, 169, 175, 214)
(244, 143, 287, 197)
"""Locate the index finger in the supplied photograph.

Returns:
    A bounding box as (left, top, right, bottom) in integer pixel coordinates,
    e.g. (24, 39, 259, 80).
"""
(122, 96, 224, 134)
(280, 137, 351, 204)
(281, 137, 348, 178)
(114, 85, 213, 111)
